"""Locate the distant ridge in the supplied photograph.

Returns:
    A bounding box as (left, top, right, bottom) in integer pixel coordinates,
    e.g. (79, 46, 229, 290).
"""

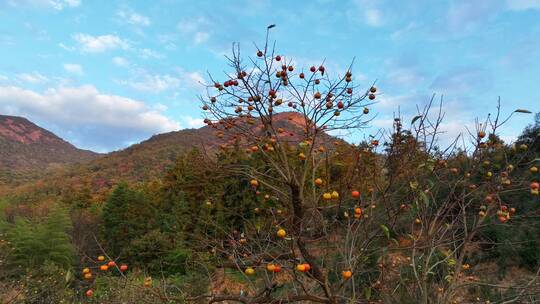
(0, 112, 344, 191)
(0, 114, 98, 180)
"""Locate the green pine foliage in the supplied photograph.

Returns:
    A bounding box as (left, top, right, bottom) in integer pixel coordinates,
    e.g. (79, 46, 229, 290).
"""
(102, 182, 157, 258)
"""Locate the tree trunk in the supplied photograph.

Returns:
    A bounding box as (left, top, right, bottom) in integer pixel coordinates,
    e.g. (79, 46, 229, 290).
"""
(289, 182, 335, 303)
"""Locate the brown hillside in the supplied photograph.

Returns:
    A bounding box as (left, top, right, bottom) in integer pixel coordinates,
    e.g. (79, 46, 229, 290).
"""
(0, 115, 98, 184)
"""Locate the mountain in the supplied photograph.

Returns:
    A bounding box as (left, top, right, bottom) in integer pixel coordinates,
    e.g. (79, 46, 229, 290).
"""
(58, 111, 339, 185)
(0, 115, 98, 183)
(1, 112, 343, 200)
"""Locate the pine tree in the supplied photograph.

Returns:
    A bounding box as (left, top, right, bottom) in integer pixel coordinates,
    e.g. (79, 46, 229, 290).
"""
(102, 183, 156, 257)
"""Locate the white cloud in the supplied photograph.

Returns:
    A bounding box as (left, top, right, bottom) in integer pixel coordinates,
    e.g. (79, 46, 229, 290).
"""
(116, 8, 150, 26)
(183, 116, 205, 128)
(50, 0, 80, 10)
(376, 95, 413, 110)
(139, 48, 163, 59)
(0, 85, 180, 151)
(156, 34, 178, 50)
(365, 9, 383, 27)
(10, 0, 81, 10)
(73, 33, 129, 53)
(177, 17, 211, 45)
(387, 68, 425, 87)
(58, 42, 75, 51)
(194, 32, 210, 44)
(118, 74, 181, 92)
(391, 22, 418, 40)
(17, 72, 49, 84)
(112, 56, 129, 67)
(117, 69, 205, 93)
(350, 0, 384, 27)
(0, 34, 15, 46)
(445, 0, 501, 35)
(64, 0, 80, 6)
(63, 63, 83, 75)
(153, 103, 168, 111)
(371, 118, 394, 129)
(183, 71, 206, 86)
(507, 0, 540, 10)
(430, 67, 493, 93)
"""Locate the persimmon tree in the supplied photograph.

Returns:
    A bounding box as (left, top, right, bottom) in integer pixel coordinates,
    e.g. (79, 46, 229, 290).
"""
(187, 27, 540, 304)
(196, 25, 380, 303)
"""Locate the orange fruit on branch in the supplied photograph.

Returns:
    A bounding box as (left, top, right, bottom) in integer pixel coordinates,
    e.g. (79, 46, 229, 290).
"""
(478, 131, 486, 138)
(144, 277, 152, 287)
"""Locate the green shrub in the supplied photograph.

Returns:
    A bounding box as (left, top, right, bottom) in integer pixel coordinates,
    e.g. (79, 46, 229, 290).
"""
(1, 205, 74, 276)
(18, 262, 75, 304)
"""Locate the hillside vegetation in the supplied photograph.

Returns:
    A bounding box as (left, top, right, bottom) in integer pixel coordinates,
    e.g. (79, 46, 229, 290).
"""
(1, 34, 539, 304)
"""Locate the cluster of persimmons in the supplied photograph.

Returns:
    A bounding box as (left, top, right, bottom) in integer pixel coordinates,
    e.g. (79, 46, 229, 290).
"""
(82, 255, 131, 298)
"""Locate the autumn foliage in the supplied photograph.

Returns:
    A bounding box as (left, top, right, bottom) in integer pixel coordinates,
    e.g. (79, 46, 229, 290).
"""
(1, 28, 539, 304)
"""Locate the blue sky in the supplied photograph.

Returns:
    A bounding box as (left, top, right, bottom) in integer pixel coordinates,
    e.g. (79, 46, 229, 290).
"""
(0, 0, 539, 152)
